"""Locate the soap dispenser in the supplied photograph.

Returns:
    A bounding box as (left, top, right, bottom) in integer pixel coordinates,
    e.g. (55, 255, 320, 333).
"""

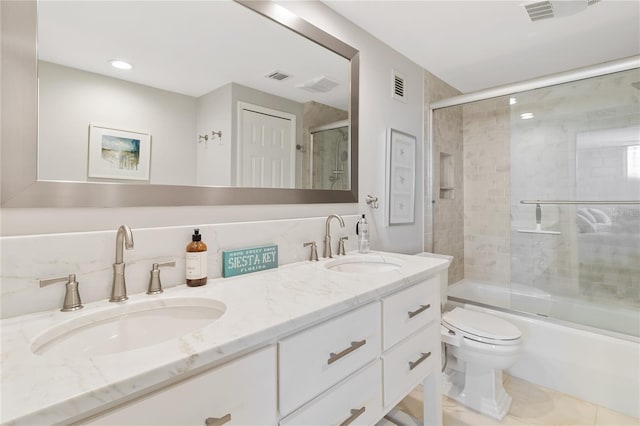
(356, 214, 370, 253)
(186, 229, 208, 287)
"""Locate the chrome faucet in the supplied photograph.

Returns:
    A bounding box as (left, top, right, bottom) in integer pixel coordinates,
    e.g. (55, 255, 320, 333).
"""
(324, 214, 345, 258)
(110, 224, 134, 302)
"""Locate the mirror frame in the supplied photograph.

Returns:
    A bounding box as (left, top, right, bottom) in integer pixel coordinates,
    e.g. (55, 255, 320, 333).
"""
(0, 0, 359, 207)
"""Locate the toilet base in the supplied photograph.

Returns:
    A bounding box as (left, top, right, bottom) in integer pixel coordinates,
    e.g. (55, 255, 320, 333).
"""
(442, 365, 513, 420)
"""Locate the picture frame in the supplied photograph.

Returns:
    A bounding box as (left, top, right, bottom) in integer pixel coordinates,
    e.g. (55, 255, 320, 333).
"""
(387, 128, 416, 225)
(88, 124, 151, 181)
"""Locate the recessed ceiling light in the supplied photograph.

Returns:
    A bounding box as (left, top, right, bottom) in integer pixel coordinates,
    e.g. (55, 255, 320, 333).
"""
(520, 112, 534, 120)
(510, 97, 517, 105)
(109, 60, 132, 70)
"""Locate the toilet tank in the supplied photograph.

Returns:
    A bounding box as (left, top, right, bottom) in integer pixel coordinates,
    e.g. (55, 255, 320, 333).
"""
(414, 252, 453, 309)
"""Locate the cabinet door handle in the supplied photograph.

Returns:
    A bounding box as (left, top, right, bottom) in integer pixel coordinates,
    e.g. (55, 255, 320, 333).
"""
(409, 352, 431, 371)
(339, 406, 366, 426)
(205, 414, 231, 426)
(407, 304, 431, 319)
(328, 339, 367, 365)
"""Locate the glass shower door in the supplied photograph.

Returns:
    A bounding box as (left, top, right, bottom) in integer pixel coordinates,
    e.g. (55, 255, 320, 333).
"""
(309, 124, 350, 190)
(509, 68, 640, 337)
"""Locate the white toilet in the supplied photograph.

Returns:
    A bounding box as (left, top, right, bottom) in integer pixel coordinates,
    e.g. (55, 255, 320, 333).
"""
(441, 307, 522, 420)
(416, 252, 523, 420)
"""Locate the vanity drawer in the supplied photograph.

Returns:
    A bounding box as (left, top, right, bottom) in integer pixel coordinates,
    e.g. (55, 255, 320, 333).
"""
(382, 322, 439, 408)
(83, 345, 277, 426)
(382, 277, 439, 350)
(280, 360, 383, 426)
(279, 302, 381, 416)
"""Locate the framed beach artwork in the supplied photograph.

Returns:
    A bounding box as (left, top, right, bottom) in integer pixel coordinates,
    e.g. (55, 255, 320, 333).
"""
(386, 128, 416, 225)
(88, 125, 151, 180)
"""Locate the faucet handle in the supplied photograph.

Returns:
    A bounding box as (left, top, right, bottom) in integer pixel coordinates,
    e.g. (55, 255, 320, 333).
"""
(147, 261, 176, 295)
(303, 242, 319, 261)
(40, 274, 83, 312)
(338, 236, 348, 256)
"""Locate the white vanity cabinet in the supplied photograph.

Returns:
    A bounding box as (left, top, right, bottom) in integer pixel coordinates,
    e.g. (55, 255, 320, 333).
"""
(278, 301, 381, 416)
(279, 276, 442, 425)
(78, 274, 442, 426)
(382, 276, 439, 350)
(380, 278, 442, 420)
(382, 323, 439, 407)
(82, 345, 277, 426)
(280, 360, 383, 426)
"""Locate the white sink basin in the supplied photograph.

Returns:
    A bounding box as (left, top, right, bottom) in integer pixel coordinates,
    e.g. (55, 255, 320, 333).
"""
(324, 255, 403, 273)
(32, 298, 226, 358)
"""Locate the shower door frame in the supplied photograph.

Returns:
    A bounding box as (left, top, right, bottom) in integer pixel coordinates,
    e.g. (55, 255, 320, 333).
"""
(427, 55, 640, 253)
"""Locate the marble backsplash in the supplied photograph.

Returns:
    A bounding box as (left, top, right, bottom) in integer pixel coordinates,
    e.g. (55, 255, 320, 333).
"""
(0, 215, 359, 319)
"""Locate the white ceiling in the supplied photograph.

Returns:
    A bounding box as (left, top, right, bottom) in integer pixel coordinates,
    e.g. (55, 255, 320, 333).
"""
(36, 1, 640, 101)
(323, 0, 640, 93)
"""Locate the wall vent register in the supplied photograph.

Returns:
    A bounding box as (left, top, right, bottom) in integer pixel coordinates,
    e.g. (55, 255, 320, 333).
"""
(392, 70, 406, 103)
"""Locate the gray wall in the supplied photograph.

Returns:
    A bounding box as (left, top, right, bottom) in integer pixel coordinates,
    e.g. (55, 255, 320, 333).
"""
(38, 61, 197, 185)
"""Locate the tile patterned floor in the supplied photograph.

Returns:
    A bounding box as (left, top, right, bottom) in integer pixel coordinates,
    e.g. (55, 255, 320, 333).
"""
(394, 375, 640, 426)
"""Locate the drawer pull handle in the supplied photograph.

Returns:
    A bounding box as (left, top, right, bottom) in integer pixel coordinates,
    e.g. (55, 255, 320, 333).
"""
(205, 414, 231, 426)
(328, 339, 367, 365)
(409, 351, 431, 371)
(339, 406, 366, 426)
(408, 304, 431, 319)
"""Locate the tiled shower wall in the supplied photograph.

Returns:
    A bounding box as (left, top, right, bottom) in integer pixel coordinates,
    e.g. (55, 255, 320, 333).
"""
(462, 97, 511, 286)
(424, 70, 464, 284)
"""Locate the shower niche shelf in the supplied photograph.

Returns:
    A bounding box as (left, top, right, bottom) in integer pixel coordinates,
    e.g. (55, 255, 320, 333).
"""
(439, 152, 455, 200)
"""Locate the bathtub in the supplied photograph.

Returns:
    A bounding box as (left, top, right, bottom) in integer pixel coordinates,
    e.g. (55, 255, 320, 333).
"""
(447, 279, 640, 419)
(448, 279, 640, 337)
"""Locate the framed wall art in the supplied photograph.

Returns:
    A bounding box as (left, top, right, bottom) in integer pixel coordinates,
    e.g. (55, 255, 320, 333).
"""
(387, 128, 416, 225)
(88, 124, 151, 180)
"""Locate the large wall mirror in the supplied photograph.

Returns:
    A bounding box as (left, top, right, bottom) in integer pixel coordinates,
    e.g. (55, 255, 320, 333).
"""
(1, 0, 359, 207)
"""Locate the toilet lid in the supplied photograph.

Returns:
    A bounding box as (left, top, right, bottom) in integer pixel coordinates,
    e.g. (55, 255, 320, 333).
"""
(442, 307, 521, 344)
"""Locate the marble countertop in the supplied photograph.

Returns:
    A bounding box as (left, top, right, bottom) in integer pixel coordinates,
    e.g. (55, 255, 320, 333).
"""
(1, 251, 449, 425)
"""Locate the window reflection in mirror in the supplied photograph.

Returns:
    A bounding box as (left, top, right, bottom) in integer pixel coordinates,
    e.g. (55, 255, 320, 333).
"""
(36, 1, 351, 190)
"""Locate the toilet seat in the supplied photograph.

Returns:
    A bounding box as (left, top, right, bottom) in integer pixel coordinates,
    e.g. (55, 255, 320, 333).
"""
(442, 307, 521, 346)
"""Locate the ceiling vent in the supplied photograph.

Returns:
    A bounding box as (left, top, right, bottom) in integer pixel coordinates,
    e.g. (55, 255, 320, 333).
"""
(297, 76, 339, 93)
(392, 70, 406, 103)
(525, 1, 554, 21)
(525, 0, 600, 22)
(266, 71, 290, 81)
